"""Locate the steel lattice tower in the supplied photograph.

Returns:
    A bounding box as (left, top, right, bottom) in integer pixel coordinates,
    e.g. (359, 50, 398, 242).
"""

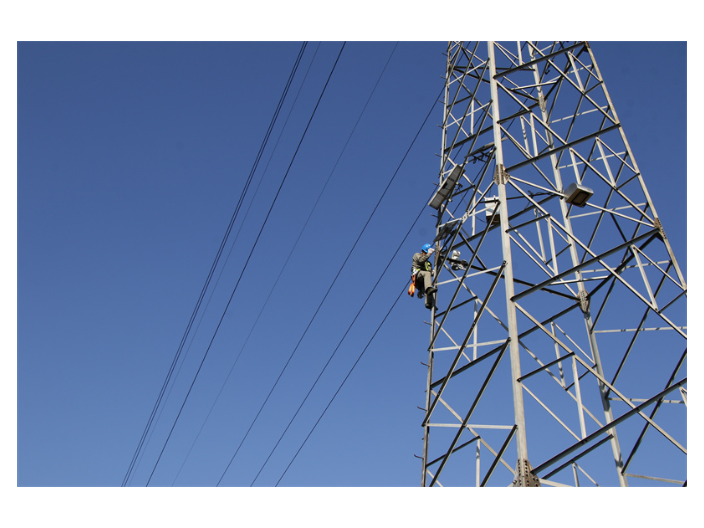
(421, 41, 686, 487)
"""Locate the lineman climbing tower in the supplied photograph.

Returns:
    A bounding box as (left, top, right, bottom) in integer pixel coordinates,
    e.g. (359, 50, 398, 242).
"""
(422, 41, 686, 487)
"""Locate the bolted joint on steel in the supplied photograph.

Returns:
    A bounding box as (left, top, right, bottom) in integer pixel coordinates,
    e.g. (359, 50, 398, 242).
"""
(654, 217, 667, 240)
(510, 458, 541, 487)
(538, 94, 547, 114)
(578, 290, 590, 313)
(493, 163, 510, 185)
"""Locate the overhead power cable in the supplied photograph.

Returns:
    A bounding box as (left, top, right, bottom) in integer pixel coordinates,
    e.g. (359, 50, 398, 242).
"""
(144, 42, 347, 486)
(121, 42, 308, 487)
(171, 42, 396, 485)
(252, 183, 433, 486)
(168, 43, 324, 486)
(217, 82, 442, 486)
(250, 92, 437, 486)
(276, 280, 407, 486)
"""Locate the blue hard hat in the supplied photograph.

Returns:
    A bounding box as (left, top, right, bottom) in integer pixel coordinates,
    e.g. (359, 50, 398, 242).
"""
(421, 243, 432, 253)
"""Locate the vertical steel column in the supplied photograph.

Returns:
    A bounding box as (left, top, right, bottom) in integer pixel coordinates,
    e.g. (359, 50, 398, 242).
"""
(421, 43, 453, 487)
(487, 41, 529, 465)
(526, 42, 628, 486)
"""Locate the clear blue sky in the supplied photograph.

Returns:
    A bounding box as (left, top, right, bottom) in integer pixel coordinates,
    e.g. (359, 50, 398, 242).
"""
(15, 38, 688, 520)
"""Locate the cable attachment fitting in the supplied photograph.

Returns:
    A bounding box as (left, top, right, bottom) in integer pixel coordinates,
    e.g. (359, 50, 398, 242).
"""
(538, 94, 547, 114)
(493, 164, 510, 185)
(578, 290, 590, 313)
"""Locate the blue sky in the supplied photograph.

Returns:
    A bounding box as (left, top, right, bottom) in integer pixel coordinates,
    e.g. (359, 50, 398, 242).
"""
(14, 37, 690, 522)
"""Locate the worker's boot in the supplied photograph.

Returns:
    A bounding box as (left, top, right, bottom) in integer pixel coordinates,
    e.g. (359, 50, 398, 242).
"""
(425, 287, 436, 309)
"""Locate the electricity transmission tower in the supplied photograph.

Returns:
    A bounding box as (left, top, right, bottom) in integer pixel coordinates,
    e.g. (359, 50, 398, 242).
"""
(421, 41, 686, 487)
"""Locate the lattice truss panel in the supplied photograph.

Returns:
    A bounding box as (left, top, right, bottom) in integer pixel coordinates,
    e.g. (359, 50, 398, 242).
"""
(421, 41, 687, 487)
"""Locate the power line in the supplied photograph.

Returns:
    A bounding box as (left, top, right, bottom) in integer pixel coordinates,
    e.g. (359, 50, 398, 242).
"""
(144, 42, 347, 486)
(121, 42, 308, 487)
(275, 281, 407, 486)
(259, 86, 445, 487)
(217, 83, 442, 486)
(168, 42, 324, 486)
(170, 42, 395, 485)
(251, 185, 433, 486)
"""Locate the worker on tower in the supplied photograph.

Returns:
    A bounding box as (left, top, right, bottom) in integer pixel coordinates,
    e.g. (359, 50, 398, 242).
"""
(411, 243, 437, 309)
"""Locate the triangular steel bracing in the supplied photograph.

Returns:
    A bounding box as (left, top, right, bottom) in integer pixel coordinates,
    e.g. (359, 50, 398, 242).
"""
(421, 41, 687, 487)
